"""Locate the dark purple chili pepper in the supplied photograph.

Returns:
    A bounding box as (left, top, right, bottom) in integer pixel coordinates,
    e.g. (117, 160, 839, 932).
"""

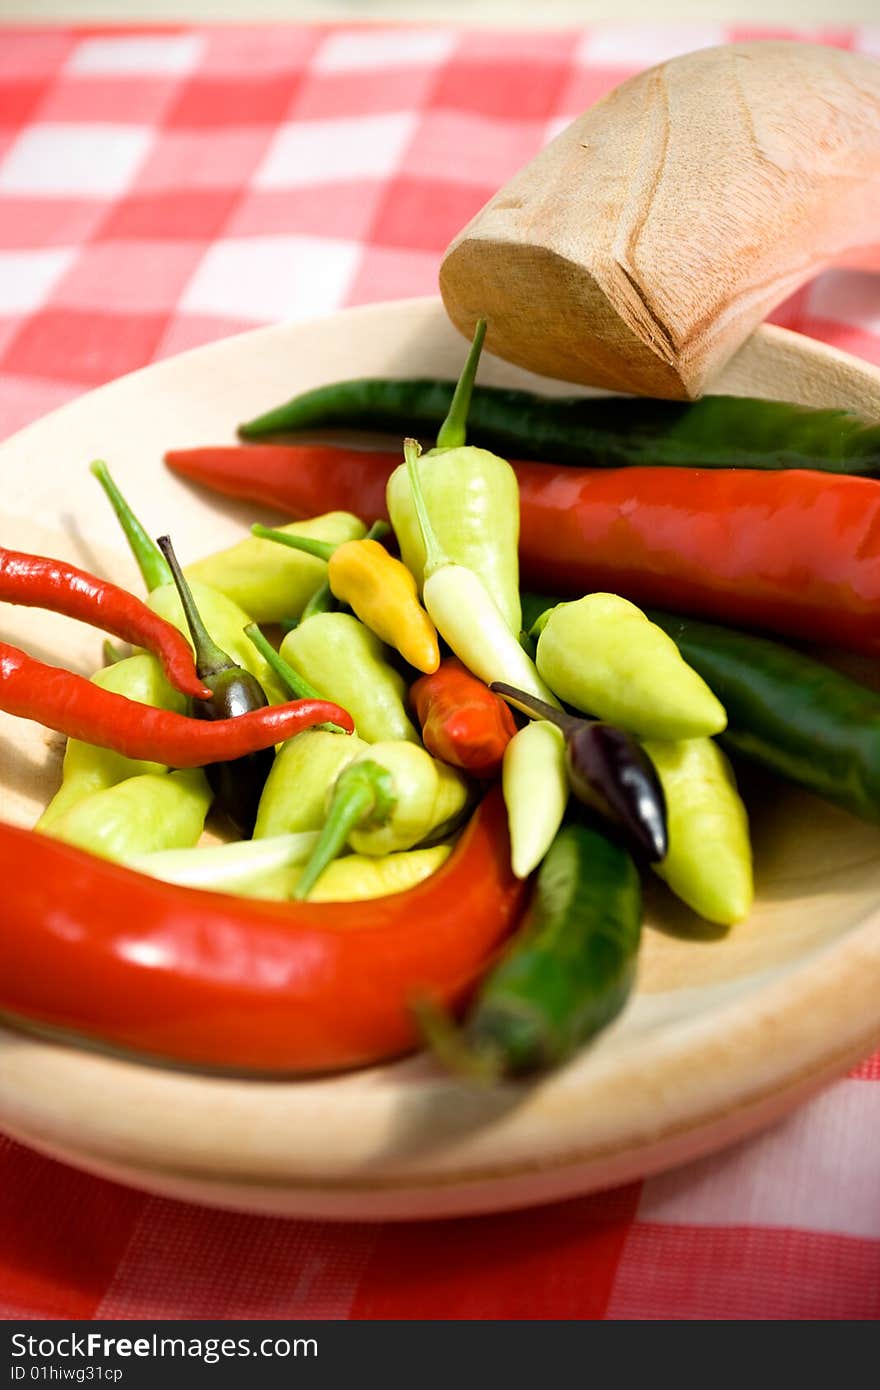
(490, 683, 668, 862)
(158, 535, 273, 837)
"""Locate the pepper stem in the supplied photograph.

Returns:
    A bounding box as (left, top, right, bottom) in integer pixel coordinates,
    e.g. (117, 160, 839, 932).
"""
(90, 460, 171, 593)
(251, 525, 336, 562)
(293, 760, 396, 900)
(489, 682, 581, 738)
(156, 535, 233, 680)
(404, 437, 449, 578)
(434, 318, 487, 452)
(244, 623, 323, 703)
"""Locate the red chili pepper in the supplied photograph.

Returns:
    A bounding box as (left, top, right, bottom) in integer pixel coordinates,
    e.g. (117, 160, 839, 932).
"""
(0, 642, 352, 765)
(0, 790, 525, 1073)
(165, 446, 880, 653)
(411, 658, 517, 777)
(166, 443, 394, 523)
(0, 546, 210, 700)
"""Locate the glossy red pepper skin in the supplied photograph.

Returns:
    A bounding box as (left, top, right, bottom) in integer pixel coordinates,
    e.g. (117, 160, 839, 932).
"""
(0, 642, 353, 765)
(0, 546, 210, 700)
(0, 791, 525, 1074)
(166, 446, 880, 654)
(411, 658, 517, 777)
(167, 444, 394, 523)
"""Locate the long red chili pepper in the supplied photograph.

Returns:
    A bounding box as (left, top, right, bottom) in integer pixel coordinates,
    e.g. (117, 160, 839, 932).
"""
(0, 790, 525, 1073)
(411, 657, 517, 777)
(0, 642, 352, 764)
(166, 445, 880, 653)
(0, 546, 211, 700)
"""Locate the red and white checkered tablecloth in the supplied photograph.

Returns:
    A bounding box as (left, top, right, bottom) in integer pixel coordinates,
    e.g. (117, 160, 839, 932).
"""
(1, 20, 879, 1322)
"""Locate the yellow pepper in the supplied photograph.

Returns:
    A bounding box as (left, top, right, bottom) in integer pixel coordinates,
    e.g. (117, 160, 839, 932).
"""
(252, 525, 440, 675)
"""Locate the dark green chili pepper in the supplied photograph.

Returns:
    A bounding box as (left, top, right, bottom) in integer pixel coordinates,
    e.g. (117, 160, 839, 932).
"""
(423, 819, 642, 1079)
(648, 610, 880, 827)
(491, 683, 667, 862)
(157, 536, 272, 836)
(239, 383, 880, 477)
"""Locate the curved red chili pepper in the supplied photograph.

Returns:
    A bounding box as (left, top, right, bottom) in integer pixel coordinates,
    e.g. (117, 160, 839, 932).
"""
(411, 658, 517, 777)
(0, 641, 352, 764)
(165, 446, 880, 653)
(0, 546, 210, 700)
(0, 790, 526, 1074)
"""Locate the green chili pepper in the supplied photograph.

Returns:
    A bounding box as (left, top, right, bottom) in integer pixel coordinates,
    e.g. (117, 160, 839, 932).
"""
(185, 511, 367, 624)
(502, 720, 568, 879)
(42, 768, 211, 862)
(253, 727, 369, 839)
(239, 383, 880, 476)
(643, 737, 753, 926)
(385, 322, 522, 634)
(294, 741, 468, 900)
(279, 612, 419, 744)
(36, 653, 186, 830)
(534, 594, 726, 740)
(91, 460, 285, 703)
(403, 438, 558, 706)
(423, 819, 642, 1079)
(649, 610, 880, 827)
(157, 535, 273, 837)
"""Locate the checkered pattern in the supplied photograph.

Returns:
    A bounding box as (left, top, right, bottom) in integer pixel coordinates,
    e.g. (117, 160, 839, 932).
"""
(1, 22, 879, 1321)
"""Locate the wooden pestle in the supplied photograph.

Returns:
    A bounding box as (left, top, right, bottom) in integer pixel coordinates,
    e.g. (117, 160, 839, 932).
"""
(440, 41, 880, 400)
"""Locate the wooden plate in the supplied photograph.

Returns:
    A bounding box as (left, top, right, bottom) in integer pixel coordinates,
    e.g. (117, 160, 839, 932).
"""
(2, 298, 880, 1221)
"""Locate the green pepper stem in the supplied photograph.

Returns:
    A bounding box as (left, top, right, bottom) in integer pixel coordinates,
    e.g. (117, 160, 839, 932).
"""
(434, 318, 487, 452)
(156, 534, 232, 680)
(293, 760, 396, 900)
(490, 682, 581, 738)
(244, 623, 320, 701)
(299, 581, 335, 624)
(404, 437, 449, 578)
(102, 638, 126, 666)
(90, 460, 171, 593)
(251, 524, 336, 562)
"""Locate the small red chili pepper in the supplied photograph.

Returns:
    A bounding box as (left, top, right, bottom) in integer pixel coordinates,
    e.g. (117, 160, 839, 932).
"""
(0, 545, 210, 700)
(0, 789, 525, 1073)
(0, 641, 352, 765)
(411, 657, 517, 777)
(165, 445, 880, 654)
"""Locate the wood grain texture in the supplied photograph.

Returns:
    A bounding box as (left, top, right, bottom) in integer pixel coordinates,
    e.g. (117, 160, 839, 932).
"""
(440, 42, 880, 399)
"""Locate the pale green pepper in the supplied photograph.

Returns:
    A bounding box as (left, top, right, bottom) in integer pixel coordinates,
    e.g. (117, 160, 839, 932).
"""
(535, 594, 727, 740)
(42, 769, 211, 862)
(36, 653, 185, 830)
(502, 720, 568, 879)
(386, 321, 521, 635)
(130, 832, 318, 893)
(185, 511, 366, 623)
(253, 727, 369, 838)
(643, 737, 753, 925)
(131, 835, 450, 901)
(294, 741, 469, 898)
(279, 613, 418, 744)
(90, 460, 285, 703)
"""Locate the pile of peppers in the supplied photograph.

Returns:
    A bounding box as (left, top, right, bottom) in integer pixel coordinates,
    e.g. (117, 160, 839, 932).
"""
(5, 319, 880, 1082)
